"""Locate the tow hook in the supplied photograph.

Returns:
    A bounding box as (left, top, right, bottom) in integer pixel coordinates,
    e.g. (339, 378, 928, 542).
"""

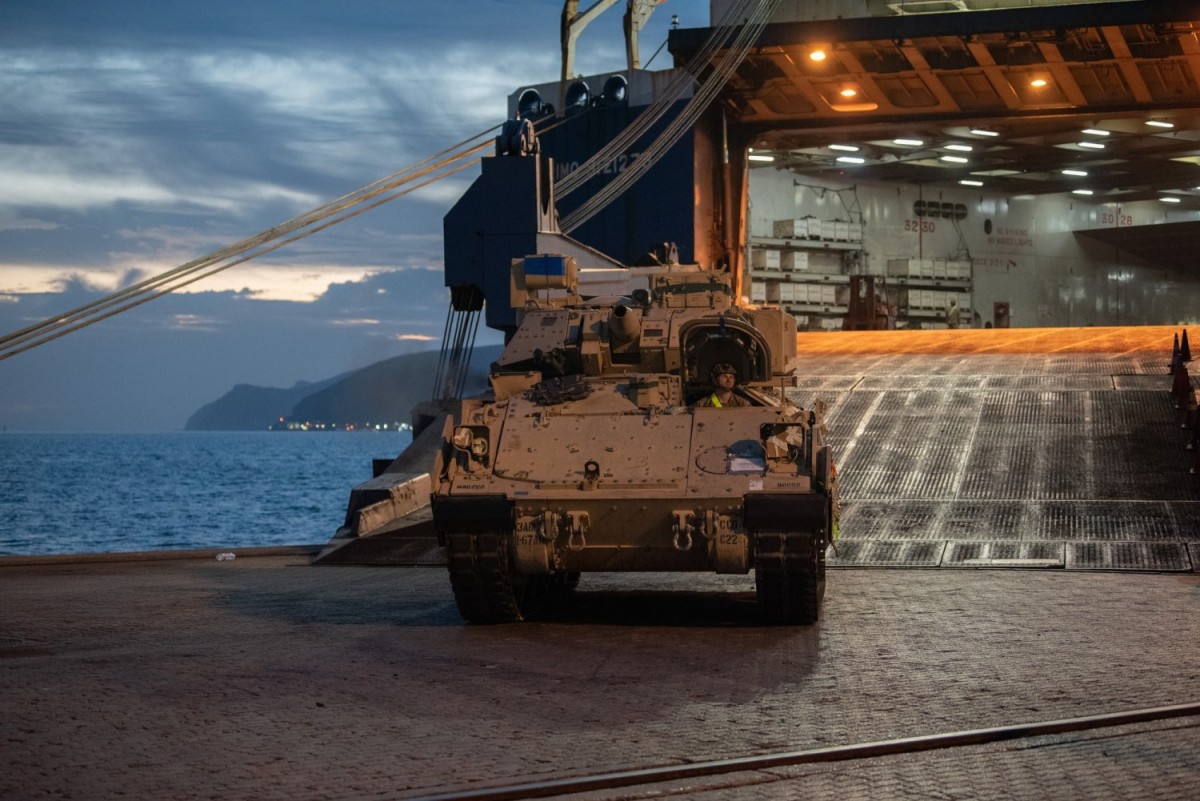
(672, 510, 697, 551)
(565, 511, 589, 550)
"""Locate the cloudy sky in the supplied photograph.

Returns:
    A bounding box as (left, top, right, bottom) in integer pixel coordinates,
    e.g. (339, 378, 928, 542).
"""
(0, 0, 707, 431)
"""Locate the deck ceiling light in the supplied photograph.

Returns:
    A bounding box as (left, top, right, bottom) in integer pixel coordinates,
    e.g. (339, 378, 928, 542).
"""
(748, 153, 775, 162)
(1078, 141, 1105, 150)
(809, 46, 828, 62)
(1072, 189, 1093, 196)
(969, 128, 999, 137)
(1161, 196, 1182, 203)
(941, 155, 969, 163)
(959, 179, 984, 186)
(1147, 120, 1175, 128)
(1062, 169, 1088, 176)
(893, 138, 924, 146)
(1081, 128, 1110, 136)
(829, 144, 859, 152)
(945, 144, 973, 152)
(836, 156, 865, 164)
(1030, 77, 1049, 88)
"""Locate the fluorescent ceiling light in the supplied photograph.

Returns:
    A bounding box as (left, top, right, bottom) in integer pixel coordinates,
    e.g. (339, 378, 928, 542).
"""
(829, 144, 859, 152)
(945, 144, 973, 152)
(1071, 189, 1093, 196)
(1161, 196, 1182, 203)
(893, 138, 924, 146)
(1062, 169, 1088, 177)
(1147, 120, 1175, 128)
(748, 154, 775, 162)
(836, 156, 866, 164)
(959, 180, 983, 186)
(1081, 128, 1110, 136)
(970, 129, 999, 137)
(940, 155, 969, 163)
(1030, 78, 1049, 88)
(1077, 141, 1105, 150)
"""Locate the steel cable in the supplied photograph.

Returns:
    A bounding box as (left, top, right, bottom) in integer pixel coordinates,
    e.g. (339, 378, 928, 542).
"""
(561, 0, 775, 228)
(0, 160, 482, 361)
(0, 125, 501, 361)
(554, 0, 756, 200)
(560, 0, 778, 233)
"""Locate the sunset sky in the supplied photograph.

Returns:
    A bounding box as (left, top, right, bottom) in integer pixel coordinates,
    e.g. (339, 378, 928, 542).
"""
(0, 0, 706, 430)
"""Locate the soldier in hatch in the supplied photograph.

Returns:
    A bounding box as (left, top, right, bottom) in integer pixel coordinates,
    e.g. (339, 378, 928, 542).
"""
(696, 362, 750, 408)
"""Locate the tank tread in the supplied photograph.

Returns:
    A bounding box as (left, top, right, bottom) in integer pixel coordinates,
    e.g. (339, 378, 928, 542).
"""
(445, 533, 524, 624)
(754, 530, 825, 625)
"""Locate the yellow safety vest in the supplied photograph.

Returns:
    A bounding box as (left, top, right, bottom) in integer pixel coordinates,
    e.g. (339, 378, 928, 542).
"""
(709, 393, 723, 408)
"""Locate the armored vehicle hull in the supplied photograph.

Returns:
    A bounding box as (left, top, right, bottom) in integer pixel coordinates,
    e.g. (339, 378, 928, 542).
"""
(431, 258, 838, 624)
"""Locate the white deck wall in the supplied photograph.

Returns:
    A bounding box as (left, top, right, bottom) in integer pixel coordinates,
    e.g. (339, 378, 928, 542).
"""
(747, 165, 1200, 327)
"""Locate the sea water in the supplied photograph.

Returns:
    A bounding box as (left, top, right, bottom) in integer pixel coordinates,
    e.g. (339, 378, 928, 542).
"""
(0, 431, 411, 556)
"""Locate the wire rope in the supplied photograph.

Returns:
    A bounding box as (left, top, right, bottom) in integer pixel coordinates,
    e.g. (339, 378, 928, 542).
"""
(0, 154, 483, 362)
(554, 0, 756, 199)
(560, 0, 778, 233)
(0, 125, 500, 362)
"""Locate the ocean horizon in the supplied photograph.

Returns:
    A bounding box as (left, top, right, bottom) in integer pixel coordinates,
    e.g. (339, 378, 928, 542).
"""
(0, 430, 413, 556)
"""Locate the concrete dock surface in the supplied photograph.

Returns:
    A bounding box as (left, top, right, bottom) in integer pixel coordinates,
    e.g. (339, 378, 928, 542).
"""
(2, 554, 1198, 800)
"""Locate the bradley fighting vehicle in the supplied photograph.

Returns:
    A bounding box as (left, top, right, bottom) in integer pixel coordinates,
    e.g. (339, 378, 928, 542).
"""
(332, 118, 839, 625)
(429, 118, 838, 625)
(436, 252, 838, 624)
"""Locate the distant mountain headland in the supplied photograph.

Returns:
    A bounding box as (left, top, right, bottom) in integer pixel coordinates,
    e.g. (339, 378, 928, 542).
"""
(185, 346, 502, 431)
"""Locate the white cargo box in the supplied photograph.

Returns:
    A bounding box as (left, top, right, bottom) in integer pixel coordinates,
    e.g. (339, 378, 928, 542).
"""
(750, 282, 767, 303)
(821, 286, 837, 305)
(820, 220, 837, 240)
(834, 221, 849, 241)
(847, 222, 863, 242)
(751, 249, 781, 271)
(777, 283, 795, 303)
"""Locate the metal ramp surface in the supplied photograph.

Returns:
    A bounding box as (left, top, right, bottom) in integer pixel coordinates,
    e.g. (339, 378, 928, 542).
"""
(794, 350, 1200, 572)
